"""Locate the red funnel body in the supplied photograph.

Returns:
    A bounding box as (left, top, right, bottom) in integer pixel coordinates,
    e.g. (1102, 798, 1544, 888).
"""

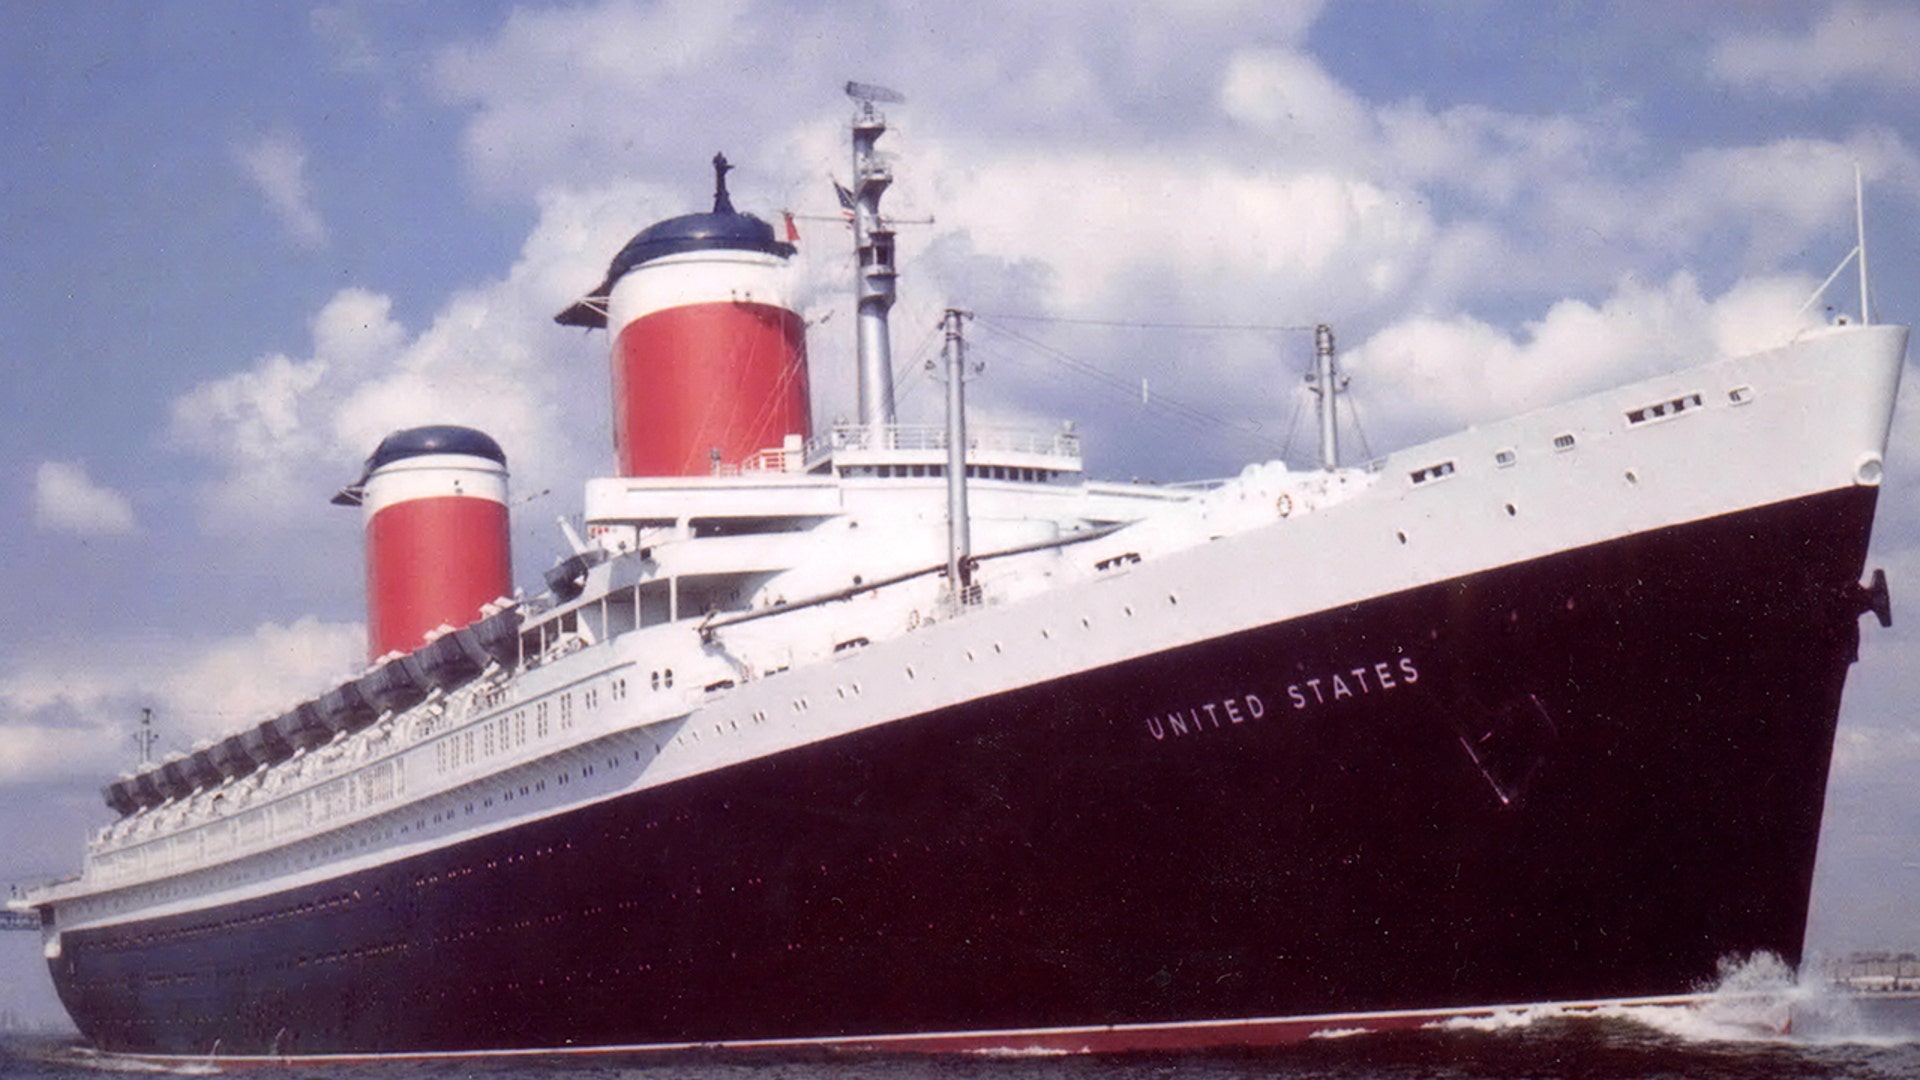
(609, 251, 809, 476)
(351, 427, 512, 661)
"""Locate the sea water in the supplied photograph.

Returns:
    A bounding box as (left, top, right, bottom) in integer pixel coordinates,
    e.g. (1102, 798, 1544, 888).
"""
(3, 956, 1917, 1080)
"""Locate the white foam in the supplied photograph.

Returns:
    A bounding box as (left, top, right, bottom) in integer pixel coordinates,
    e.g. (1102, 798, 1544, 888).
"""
(1428, 1003, 1584, 1034)
(1432, 953, 1920, 1048)
(61, 1047, 222, 1075)
(965, 1045, 1078, 1058)
(1306, 1026, 1374, 1040)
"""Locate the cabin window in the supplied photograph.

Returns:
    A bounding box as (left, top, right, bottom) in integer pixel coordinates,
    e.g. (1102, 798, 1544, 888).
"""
(1625, 392, 1704, 426)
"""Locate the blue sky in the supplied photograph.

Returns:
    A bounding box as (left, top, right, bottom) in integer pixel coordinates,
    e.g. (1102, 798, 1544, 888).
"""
(6, 0, 1920, 1028)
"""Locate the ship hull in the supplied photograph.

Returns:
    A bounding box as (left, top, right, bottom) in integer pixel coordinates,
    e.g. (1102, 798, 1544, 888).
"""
(50, 483, 1876, 1056)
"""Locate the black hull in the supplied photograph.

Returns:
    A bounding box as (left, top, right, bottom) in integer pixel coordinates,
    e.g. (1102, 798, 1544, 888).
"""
(52, 486, 1879, 1055)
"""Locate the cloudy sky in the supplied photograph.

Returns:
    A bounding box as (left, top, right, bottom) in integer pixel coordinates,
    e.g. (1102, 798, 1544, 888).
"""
(6, 0, 1920, 1027)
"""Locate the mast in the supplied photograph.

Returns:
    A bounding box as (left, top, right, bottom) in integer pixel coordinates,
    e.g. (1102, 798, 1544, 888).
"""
(1308, 323, 1345, 471)
(845, 81, 904, 435)
(1856, 162, 1872, 326)
(941, 308, 974, 604)
(134, 707, 158, 767)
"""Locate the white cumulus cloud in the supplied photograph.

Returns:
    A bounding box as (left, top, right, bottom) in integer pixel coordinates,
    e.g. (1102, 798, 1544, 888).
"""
(32, 461, 138, 536)
(430, 0, 758, 198)
(167, 184, 668, 536)
(170, 344, 335, 526)
(1342, 272, 1827, 447)
(1712, 2, 1920, 96)
(0, 617, 364, 787)
(159, 618, 368, 734)
(234, 131, 329, 248)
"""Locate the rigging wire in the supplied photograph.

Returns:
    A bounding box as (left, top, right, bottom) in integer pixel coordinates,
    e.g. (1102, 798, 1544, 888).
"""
(971, 316, 1285, 454)
(1341, 385, 1375, 464)
(1278, 388, 1306, 468)
(892, 318, 944, 412)
(978, 311, 1320, 334)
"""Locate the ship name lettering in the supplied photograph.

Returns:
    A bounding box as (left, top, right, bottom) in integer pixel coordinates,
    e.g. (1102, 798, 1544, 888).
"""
(1144, 694, 1265, 741)
(1287, 656, 1419, 712)
(1142, 653, 1419, 743)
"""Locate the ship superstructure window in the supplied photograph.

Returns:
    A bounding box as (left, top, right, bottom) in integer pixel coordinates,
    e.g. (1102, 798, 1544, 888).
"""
(638, 580, 672, 628)
(1626, 392, 1704, 426)
(1553, 433, 1577, 452)
(1494, 449, 1516, 467)
(1729, 385, 1754, 405)
(1409, 461, 1456, 486)
(842, 464, 1058, 482)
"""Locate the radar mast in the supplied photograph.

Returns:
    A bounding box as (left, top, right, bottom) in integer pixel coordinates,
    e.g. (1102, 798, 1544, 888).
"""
(844, 81, 904, 434)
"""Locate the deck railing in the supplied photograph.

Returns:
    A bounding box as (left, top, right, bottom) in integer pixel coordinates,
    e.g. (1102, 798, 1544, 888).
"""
(717, 424, 1082, 476)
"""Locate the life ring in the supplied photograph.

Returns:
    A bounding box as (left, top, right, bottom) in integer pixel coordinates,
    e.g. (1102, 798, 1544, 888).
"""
(1276, 493, 1294, 518)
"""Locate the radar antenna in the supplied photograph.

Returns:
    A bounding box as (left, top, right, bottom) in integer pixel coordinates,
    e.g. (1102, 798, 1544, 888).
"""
(845, 80, 905, 107)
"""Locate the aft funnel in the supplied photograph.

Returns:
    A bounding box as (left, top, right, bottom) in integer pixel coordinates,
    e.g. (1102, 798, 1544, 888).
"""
(334, 425, 513, 662)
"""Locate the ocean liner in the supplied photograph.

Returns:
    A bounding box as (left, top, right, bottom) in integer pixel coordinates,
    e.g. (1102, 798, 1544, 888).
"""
(16, 87, 1911, 1060)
